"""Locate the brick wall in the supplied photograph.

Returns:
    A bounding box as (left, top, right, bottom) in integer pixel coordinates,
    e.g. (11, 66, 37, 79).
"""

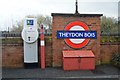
(2, 45, 24, 68)
(52, 13, 102, 67)
(2, 41, 52, 68)
(100, 44, 119, 64)
(2, 43, 119, 68)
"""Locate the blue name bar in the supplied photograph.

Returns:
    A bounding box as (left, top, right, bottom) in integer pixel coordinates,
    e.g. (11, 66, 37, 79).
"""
(57, 31, 97, 39)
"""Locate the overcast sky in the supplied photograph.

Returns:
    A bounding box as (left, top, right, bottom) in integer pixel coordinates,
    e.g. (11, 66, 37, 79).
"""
(0, 0, 119, 31)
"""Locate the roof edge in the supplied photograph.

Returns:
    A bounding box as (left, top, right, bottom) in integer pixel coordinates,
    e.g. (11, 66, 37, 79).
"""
(51, 13, 103, 17)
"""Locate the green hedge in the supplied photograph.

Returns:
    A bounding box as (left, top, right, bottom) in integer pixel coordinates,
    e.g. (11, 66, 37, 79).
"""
(111, 52, 120, 67)
(2, 36, 120, 44)
(2, 38, 23, 44)
(101, 36, 120, 43)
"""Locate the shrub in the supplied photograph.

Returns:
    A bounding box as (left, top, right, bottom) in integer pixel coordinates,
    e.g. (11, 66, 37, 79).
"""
(111, 52, 120, 67)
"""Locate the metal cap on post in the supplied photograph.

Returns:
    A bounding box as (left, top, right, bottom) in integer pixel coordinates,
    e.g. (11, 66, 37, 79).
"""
(40, 24, 45, 69)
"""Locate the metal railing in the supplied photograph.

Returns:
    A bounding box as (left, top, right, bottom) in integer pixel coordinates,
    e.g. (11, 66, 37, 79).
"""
(1, 33, 21, 37)
(1, 33, 120, 37)
(0, 33, 52, 38)
(1, 33, 119, 45)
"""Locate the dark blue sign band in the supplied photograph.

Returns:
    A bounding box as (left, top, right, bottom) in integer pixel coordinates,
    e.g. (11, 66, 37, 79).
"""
(27, 20, 34, 25)
(57, 31, 97, 39)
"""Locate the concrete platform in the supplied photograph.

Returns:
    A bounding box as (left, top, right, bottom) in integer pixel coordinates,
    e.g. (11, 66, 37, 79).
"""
(2, 65, 120, 80)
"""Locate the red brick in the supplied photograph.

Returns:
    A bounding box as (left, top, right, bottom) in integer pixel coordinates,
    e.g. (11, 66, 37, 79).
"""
(52, 15, 101, 67)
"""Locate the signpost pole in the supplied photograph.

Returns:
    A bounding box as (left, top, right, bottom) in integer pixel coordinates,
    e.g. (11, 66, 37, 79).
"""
(40, 25, 45, 69)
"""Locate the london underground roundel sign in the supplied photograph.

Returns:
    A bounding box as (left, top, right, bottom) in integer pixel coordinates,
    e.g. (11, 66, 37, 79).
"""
(57, 21, 97, 49)
(65, 21, 89, 48)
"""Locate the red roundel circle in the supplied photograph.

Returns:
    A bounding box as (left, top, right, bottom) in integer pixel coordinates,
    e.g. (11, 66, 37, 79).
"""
(65, 21, 90, 49)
